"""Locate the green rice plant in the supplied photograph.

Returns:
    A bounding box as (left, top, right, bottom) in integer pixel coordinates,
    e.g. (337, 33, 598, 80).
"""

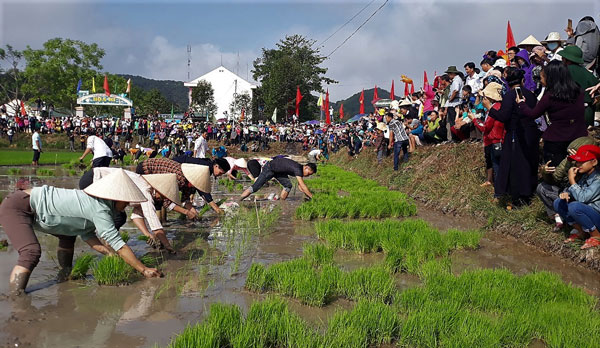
(396, 268, 600, 348)
(69, 253, 95, 279)
(7, 168, 21, 175)
(137, 234, 150, 242)
(92, 255, 136, 285)
(323, 300, 401, 347)
(302, 243, 334, 266)
(235, 183, 244, 191)
(36, 168, 55, 176)
(0, 239, 8, 251)
(337, 266, 396, 303)
(316, 219, 481, 274)
(139, 254, 161, 268)
(120, 231, 130, 243)
(68, 169, 78, 176)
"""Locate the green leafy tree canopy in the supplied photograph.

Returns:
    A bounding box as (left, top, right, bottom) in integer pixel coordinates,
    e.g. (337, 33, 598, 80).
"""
(190, 80, 217, 120)
(252, 34, 336, 121)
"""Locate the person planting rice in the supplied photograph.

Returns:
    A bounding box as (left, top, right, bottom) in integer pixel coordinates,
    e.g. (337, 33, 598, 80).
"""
(553, 144, 600, 249)
(0, 169, 162, 295)
(137, 157, 228, 215)
(79, 168, 180, 254)
(240, 157, 317, 201)
(79, 134, 113, 168)
(222, 157, 254, 181)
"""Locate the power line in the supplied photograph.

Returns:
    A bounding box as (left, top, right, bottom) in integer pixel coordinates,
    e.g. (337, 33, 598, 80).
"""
(316, 0, 377, 49)
(325, 0, 389, 59)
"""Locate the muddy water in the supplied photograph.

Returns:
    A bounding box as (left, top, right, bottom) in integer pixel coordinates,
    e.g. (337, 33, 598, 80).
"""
(0, 167, 598, 347)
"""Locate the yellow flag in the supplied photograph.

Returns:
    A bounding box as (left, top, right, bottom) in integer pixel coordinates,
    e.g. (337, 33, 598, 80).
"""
(92, 77, 96, 93)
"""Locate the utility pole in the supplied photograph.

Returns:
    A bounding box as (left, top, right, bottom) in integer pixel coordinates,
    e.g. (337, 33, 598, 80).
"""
(187, 45, 192, 81)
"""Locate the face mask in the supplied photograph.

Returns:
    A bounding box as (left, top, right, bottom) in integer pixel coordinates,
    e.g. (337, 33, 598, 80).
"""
(546, 42, 559, 51)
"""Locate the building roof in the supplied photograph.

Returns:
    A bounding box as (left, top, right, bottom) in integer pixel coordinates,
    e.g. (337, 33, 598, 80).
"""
(184, 65, 256, 89)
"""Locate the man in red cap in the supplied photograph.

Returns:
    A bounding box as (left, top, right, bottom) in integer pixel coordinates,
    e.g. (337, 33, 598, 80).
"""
(554, 144, 600, 249)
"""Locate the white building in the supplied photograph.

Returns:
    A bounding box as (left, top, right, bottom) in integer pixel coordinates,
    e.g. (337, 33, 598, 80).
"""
(184, 66, 256, 121)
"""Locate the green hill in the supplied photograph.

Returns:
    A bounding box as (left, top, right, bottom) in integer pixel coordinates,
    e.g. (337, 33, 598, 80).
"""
(118, 74, 189, 109)
(331, 87, 391, 117)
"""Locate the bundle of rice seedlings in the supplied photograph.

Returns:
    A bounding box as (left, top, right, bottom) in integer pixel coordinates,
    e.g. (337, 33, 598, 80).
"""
(92, 255, 135, 285)
(120, 231, 130, 243)
(69, 253, 95, 279)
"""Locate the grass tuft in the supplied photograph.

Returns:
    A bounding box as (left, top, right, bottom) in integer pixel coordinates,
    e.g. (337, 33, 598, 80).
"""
(70, 253, 95, 279)
(92, 255, 135, 285)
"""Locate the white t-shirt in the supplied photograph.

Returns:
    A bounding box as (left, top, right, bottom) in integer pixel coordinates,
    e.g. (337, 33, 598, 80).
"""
(32, 132, 41, 150)
(194, 136, 208, 158)
(86, 135, 113, 159)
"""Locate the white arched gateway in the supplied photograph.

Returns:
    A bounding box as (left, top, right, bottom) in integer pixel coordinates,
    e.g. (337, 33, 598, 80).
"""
(76, 93, 134, 119)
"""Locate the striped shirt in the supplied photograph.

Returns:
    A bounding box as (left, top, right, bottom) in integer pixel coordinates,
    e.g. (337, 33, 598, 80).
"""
(388, 119, 409, 142)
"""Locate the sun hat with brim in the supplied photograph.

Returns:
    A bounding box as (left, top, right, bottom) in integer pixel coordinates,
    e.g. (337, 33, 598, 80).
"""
(493, 59, 507, 68)
(445, 66, 460, 74)
(377, 122, 387, 131)
(398, 98, 413, 107)
(142, 173, 181, 205)
(569, 144, 600, 162)
(518, 35, 542, 47)
(479, 82, 503, 102)
(558, 45, 584, 64)
(541, 32, 564, 44)
(84, 168, 147, 203)
(233, 158, 247, 169)
(181, 163, 211, 193)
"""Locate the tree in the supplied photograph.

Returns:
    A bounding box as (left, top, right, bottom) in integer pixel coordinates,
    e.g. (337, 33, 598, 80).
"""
(229, 91, 251, 120)
(0, 45, 24, 113)
(22, 38, 105, 111)
(190, 80, 217, 120)
(252, 34, 336, 121)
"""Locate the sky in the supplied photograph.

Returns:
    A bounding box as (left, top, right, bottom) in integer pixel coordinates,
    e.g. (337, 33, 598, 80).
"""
(1, 0, 598, 102)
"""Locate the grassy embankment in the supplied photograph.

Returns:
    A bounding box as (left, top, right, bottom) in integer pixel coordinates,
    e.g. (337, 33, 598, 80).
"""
(328, 142, 600, 272)
(165, 165, 600, 348)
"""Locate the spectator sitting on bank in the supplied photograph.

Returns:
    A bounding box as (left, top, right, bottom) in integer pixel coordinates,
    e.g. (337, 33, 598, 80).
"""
(554, 145, 600, 250)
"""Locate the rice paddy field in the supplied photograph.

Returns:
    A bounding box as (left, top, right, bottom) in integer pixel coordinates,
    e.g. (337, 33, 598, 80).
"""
(0, 162, 599, 348)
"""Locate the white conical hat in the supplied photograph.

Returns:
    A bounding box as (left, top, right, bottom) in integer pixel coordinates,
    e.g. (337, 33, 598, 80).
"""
(142, 173, 181, 205)
(233, 158, 247, 168)
(518, 35, 541, 47)
(84, 168, 147, 203)
(181, 163, 211, 193)
(398, 98, 413, 107)
(542, 32, 564, 44)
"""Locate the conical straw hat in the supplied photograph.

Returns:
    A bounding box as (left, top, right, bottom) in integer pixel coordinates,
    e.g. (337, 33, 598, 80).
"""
(84, 168, 147, 203)
(181, 163, 211, 193)
(518, 35, 541, 47)
(233, 158, 247, 168)
(142, 173, 181, 205)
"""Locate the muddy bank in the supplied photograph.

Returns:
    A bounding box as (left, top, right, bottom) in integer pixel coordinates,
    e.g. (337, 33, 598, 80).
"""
(328, 144, 600, 274)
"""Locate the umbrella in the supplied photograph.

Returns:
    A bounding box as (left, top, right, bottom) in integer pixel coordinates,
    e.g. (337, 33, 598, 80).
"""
(315, 129, 323, 135)
(346, 114, 366, 123)
(305, 120, 320, 125)
(248, 126, 259, 132)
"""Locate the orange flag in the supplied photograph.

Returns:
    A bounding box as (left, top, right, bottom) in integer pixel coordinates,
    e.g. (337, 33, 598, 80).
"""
(20, 100, 26, 116)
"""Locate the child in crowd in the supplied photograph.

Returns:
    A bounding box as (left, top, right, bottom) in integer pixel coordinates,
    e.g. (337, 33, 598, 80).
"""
(553, 144, 600, 249)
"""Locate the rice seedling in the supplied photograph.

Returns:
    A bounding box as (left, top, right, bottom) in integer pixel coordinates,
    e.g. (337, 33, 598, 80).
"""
(36, 168, 55, 176)
(120, 230, 130, 243)
(92, 255, 136, 285)
(69, 253, 95, 279)
(396, 268, 600, 348)
(235, 183, 244, 191)
(68, 169, 78, 176)
(218, 178, 235, 192)
(302, 243, 334, 266)
(316, 219, 481, 274)
(137, 234, 150, 242)
(7, 168, 21, 175)
(0, 239, 8, 251)
(337, 266, 396, 303)
(139, 254, 161, 268)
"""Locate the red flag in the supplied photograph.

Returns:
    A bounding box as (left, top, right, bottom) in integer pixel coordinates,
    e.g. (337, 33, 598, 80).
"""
(240, 108, 245, 121)
(340, 103, 344, 120)
(103, 75, 111, 96)
(295, 86, 303, 117)
(506, 21, 516, 52)
(20, 100, 26, 116)
(372, 85, 379, 104)
(404, 82, 409, 97)
(390, 80, 395, 100)
(423, 71, 429, 88)
(325, 89, 331, 125)
(410, 83, 415, 95)
(359, 89, 365, 114)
